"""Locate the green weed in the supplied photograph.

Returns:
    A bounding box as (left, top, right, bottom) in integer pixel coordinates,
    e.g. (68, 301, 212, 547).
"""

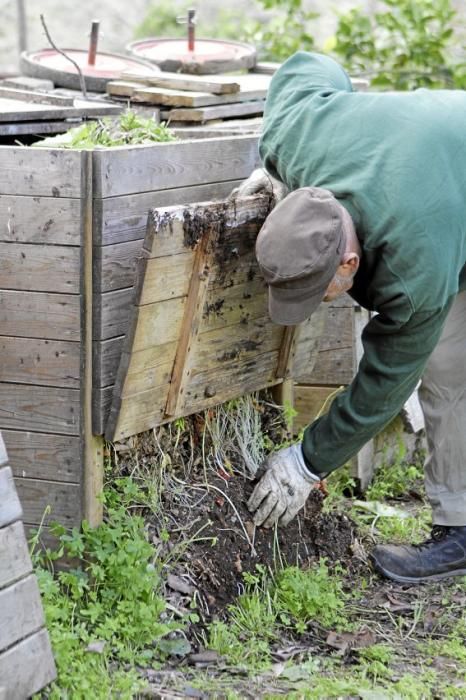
(32, 482, 179, 697)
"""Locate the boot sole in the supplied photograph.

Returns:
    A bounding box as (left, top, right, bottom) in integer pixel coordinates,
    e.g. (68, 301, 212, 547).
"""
(372, 559, 466, 584)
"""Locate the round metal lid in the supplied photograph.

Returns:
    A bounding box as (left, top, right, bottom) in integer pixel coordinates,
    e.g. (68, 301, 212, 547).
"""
(20, 49, 160, 92)
(127, 38, 257, 75)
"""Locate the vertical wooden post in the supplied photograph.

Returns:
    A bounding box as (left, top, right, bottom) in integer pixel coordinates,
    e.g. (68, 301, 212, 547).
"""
(81, 151, 104, 526)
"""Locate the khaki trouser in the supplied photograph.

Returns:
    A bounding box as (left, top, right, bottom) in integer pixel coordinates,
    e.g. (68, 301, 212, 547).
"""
(418, 290, 466, 526)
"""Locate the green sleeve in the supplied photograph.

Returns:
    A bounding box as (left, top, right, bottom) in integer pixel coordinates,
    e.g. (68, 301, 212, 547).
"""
(301, 303, 453, 475)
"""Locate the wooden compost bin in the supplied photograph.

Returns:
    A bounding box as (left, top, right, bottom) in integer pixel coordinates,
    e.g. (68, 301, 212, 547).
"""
(1, 134, 326, 537)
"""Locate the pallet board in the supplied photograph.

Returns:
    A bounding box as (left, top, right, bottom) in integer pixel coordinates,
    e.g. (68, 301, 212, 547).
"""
(105, 196, 325, 441)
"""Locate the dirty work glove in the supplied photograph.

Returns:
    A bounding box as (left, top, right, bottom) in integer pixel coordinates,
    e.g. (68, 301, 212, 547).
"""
(229, 168, 288, 204)
(247, 444, 321, 528)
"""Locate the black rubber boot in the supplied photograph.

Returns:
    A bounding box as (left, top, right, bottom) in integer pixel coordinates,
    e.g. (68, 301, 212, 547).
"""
(370, 525, 466, 583)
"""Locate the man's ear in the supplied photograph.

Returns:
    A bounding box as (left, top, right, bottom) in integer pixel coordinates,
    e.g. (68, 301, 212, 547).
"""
(341, 252, 360, 275)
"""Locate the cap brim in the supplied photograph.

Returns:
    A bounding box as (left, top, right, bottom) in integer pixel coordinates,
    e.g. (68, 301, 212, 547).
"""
(268, 284, 327, 326)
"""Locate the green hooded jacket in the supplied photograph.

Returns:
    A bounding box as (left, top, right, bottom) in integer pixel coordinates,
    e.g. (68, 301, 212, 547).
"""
(259, 51, 466, 474)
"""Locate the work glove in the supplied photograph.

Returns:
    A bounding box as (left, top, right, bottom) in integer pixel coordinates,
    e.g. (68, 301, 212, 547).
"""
(247, 443, 322, 528)
(229, 168, 289, 204)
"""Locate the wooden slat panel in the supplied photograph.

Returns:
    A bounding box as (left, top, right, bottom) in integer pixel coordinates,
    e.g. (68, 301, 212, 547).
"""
(92, 136, 259, 198)
(0, 147, 82, 197)
(94, 287, 133, 341)
(3, 430, 80, 482)
(293, 385, 339, 433)
(94, 180, 244, 246)
(0, 521, 32, 590)
(0, 242, 80, 293)
(0, 337, 80, 388)
(16, 478, 81, 527)
(0, 467, 22, 528)
(0, 383, 80, 434)
(0, 194, 81, 245)
(105, 195, 321, 440)
(0, 574, 44, 652)
(0, 628, 56, 698)
(302, 304, 355, 385)
(0, 290, 80, 341)
(93, 336, 124, 389)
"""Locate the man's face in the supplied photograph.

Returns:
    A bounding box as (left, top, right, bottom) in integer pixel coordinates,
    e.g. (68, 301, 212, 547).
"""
(323, 265, 355, 302)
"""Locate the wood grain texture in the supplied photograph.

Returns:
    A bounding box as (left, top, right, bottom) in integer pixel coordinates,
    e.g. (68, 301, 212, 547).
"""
(0, 628, 56, 698)
(0, 147, 82, 197)
(0, 290, 80, 341)
(2, 429, 80, 482)
(105, 196, 323, 440)
(92, 136, 260, 198)
(0, 195, 81, 245)
(0, 521, 32, 590)
(0, 467, 23, 528)
(161, 100, 265, 123)
(0, 383, 80, 434)
(118, 71, 242, 94)
(0, 574, 44, 652)
(94, 180, 243, 246)
(0, 337, 80, 388)
(0, 242, 80, 293)
(293, 385, 340, 433)
(15, 478, 81, 526)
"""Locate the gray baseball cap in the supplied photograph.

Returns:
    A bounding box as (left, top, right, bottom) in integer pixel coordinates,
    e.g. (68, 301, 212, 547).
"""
(256, 187, 346, 325)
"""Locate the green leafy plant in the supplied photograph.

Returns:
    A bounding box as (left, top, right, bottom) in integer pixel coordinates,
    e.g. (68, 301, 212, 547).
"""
(332, 0, 466, 90)
(34, 111, 176, 149)
(32, 484, 178, 697)
(247, 0, 318, 61)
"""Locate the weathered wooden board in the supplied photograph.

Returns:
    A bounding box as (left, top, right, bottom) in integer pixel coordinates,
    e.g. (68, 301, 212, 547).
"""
(109, 83, 267, 107)
(0, 521, 32, 590)
(0, 574, 44, 652)
(93, 336, 125, 388)
(105, 196, 324, 440)
(161, 100, 265, 123)
(0, 433, 8, 467)
(0, 290, 80, 341)
(15, 478, 81, 526)
(94, 287, 136, 341)
(0, 86, 74, 105)
(0, 195, 81, 245)
(0, 147, 82, 197)
(0, 383, 80, 434)
(92, 136, 259, 198)
(3, 430, 81, 482)
(119, 71, 241, 94)
(94, 179, 243, 246)
(0, 120, 71, 137)
(0, 628, 56, 699)
(0, 242, 80, 293)
(293, 385, 340, 433)
(0, 337, 80, 388)
(0, 467, 23, 528)
(0, 97, 121, 122)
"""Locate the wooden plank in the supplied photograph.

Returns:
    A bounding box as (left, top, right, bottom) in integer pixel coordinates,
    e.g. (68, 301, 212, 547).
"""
(93, 336, 124, 389)
(92, 136, 260, 198)
(0, 147, 82, 197)
(0, 97, 121, 122)
(81, 149, 104, 526)
(0, 433, 8, 467)
(0, 120, 71, 137)
(161, 100, 265, 123)
(15, 478, 81, 527)
(2, 76, 55, 91)
(3, 430, 80, 482)
(0, 383, 80, 434)
(0, 466, 23, 528)
(0, 290, 80, 341)
(0, 86, 74, 105)
(165, 226, 216, 416)
(0, 337, 80, 388)
(0, 194, 81, 245)
(293, 385, 340, 433)
(119, 71, 241, 94)
(276, 325, 298, 379)
(0, 242, 80, 292)
(0, 574, 44, 652)
(94, 287, 134, 341)
(0, 521, 32, 590)
(0, 628, 56, 698)
(94, 179, 244, 246)
(129, 83, 267, 108)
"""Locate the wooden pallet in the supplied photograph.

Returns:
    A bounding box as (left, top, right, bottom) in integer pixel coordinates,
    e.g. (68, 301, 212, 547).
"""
(0, 433, 56, 698)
